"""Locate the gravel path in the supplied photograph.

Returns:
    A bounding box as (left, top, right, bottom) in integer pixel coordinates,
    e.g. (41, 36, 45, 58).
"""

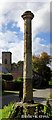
(2, 94, 19, 108)
(0, 88, 52, 108)
(33, 88, 52, 98)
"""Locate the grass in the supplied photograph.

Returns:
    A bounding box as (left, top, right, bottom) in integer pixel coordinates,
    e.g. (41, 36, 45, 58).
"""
(0, 102, 39, 119)
(0, 102, 15, 119)
(0, 109, 2, 120)
(0, 102, 52, 119)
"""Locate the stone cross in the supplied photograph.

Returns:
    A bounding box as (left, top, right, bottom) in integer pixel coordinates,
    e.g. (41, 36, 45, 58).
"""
(21, 11, 34, 102)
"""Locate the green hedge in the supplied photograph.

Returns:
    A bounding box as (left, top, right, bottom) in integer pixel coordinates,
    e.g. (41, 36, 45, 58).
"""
(2, 80, 23, 91)
(49, 80, 52, 85)
(2, 74, 13, 81)
(13, 80, 23, 91)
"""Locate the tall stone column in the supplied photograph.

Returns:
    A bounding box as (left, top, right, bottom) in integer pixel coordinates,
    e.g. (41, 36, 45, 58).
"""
(21, 11, 34, 102)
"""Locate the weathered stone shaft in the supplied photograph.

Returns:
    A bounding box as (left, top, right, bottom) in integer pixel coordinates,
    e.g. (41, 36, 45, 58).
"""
(21, 11, 34, 102)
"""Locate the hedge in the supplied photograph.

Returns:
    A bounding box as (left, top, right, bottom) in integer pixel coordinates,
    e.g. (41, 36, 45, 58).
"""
(2, 80, 23, 91)
(2, 74, 13, 81)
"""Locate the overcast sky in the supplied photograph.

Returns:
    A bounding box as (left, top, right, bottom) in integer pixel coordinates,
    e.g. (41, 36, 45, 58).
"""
(0, 0, 52, 63)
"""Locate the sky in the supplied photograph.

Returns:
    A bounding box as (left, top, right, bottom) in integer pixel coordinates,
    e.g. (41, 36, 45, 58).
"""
(0, 0, 52, 63)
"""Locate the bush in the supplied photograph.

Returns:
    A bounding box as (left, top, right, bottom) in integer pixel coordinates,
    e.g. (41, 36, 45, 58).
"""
(13, 77, 23, 82)
(13, 78, 23, 91)
(18, 77, 23, 81)
(2, 79, 23, 91)
(13, 80, 23, 91)
(2, 73, 13, 81)
(49, 80, 52, 86)
(2, 80, 5, 91)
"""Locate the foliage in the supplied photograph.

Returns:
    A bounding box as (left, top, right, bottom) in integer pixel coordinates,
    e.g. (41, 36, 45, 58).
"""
(0, 102, 14, 119)
(32, 52, 50, 72)
(32, 52, 51, 86)
(39, 52, 50, 65)
(13, 78, 23, 92)
(37, 65, 51, 82)
(18, 77, 23, 81)
(11, 61, 23, 70)
(11, 62, 17, 70)
(0, 101, 52, 119)
(17, 61, 23, 67)
(32, 55, 39, 72)
(2, 77, 23, 91)
(49, 80, 52, 85)
(13, 77, 23, 82)
(0, 109, 2, 120)
(2, 73, 13, 81)
(44, 100, 52, 117)
(2, 80, 5, 91)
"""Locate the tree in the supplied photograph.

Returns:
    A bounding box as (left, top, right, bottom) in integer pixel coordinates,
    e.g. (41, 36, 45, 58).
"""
(32, 52, 51, 87)
(32, 56, 40, 72)
(17, 61, 23, 68)
(39, 52, 50, 65)
(11, 63, 17, 70)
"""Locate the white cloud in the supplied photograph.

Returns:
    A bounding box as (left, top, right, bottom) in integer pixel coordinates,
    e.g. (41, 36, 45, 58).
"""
(32, 37, 50, 56)
(32, 3, 50, 36)
(0, 0, 51, 3)
(0, 1, 51, 63)
(0, 31, 24, 63)
(0, 2, 51, 34)
(0, 31, 18, 46)
(9, 40, 24, 63)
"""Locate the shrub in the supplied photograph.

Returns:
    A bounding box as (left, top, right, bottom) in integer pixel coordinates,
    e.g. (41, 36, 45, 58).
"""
(2, 73, 13, 81)
(2, 79, 23, 91)
(2, 80, 5, 91)
(18, 77, 23, 81)
(13, 78, 23, 91)
(13, 80, 23, 91)
(13, 77, 23, 82)
(49, 80, 52, 85)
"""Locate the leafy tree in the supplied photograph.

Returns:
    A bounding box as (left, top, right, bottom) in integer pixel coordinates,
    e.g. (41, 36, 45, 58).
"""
(32, 56, 40, 72)
(17, 61, 23, 68)
(39, 52, 50, 65)
(11, 63, 17, 70)
(32, 52, 51, 87)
